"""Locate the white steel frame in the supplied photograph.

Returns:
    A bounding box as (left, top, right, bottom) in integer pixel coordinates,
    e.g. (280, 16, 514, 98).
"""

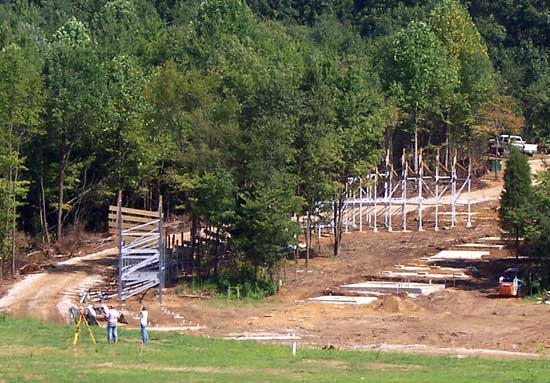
(316, 149, 472, 235)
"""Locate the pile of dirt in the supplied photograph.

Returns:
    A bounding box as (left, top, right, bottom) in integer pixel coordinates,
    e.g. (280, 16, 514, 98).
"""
(372, 295, 420, 314)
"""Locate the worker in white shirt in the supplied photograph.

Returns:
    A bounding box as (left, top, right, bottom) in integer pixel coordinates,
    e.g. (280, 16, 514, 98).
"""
(140, 305, 149, 344)
(105, 304, 120, 343)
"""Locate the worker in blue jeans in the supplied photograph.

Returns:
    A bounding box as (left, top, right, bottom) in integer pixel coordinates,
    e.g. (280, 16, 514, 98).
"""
(140, 305, 149, 344)
(105, 305, 120, 343)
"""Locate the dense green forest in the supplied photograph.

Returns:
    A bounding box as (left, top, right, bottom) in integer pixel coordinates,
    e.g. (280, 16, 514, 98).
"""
(0, 0, 548, 289)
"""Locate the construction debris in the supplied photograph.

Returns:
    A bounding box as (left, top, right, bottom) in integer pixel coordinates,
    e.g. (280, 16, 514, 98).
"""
(307, 296, 378, 305)
(226, 331, 300, 341)
(149, 325, 206, 332)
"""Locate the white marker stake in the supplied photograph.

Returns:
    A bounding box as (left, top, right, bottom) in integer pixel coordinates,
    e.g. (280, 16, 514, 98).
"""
(292, 341, 297, 356)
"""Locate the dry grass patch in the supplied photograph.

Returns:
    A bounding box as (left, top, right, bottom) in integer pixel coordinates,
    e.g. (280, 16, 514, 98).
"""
(366, 362, 425, 371)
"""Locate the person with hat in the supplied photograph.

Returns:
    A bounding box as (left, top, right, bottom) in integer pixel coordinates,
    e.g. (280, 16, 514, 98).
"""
(140, 305, 149, 344)
(105, 304, 120, 343)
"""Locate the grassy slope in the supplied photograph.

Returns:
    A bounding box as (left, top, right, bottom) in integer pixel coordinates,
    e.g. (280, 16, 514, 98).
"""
(0, 315, 548, 383)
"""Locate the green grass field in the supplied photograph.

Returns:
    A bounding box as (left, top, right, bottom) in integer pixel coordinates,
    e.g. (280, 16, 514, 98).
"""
(1, 314, 549, 383)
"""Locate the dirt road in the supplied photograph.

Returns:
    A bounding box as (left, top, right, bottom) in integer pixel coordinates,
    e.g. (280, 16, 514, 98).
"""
(470, 158, 548, 203)
(0, 248, 115, 323)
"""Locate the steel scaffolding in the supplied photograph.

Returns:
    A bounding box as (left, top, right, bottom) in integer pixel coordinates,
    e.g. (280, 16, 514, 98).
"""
(317, 149, 473, 235)
(109, 193, 165, 303)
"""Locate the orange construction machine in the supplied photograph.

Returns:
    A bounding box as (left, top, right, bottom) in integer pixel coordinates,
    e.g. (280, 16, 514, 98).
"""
(499, 268, 523, 297)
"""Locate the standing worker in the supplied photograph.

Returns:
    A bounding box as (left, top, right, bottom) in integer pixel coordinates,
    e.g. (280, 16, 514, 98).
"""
(105, 304, 120, 343)
(140, 305, 149, 344)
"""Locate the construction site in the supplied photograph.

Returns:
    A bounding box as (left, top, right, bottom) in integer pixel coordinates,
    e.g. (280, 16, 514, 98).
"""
(0, 156, 549, 359)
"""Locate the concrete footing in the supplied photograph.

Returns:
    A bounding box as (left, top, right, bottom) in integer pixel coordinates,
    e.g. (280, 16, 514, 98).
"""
(308, 296, 378, 305)
(340, 281, 445, 295)
(456, 243, 505, 250)
(429, 250, 489, 261)
(381, 271, 470, 280)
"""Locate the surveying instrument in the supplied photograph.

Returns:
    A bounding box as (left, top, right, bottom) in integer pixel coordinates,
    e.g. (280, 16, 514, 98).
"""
(72, 308, 97, 347)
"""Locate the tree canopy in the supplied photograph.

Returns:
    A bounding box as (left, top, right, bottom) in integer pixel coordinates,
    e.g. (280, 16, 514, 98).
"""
(0, 0, 548, 291)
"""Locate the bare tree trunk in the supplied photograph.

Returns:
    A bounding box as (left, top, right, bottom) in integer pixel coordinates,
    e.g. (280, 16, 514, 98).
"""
(40, 175, 50, 245)
(190, 213, 199, 277)
(213, 226, 221, 277)
(332, 189, 345, 257)
(11, 148, 19, 277)
(414, 105, 418, 173)
(305, 207, 311, 269)
(73, 165, 89, 227)
(445, 125, 449, 168)
(57, 151, 67, 241)
(8, 160, 13, 277)
(0, 227, 3, 280)
(515, 227, 520, 260)
(7, 121, 13, 277)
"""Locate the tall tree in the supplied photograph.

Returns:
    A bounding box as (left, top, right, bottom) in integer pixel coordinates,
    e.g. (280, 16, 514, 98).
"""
(329, 58, 388, 257)
(379, 21, 457, 170)
(500, 148, 532, 256)
(525, 169, 550, 286)
(97, 55, 156, 194)
(44, 18, 101, 240)
(295, 51, 340, 266)
(0, 43, 43, 276)
(430, 0, 495, 152)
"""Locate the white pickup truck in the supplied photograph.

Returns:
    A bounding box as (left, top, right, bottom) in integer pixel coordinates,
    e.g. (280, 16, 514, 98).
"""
(489, 134, 538, 156)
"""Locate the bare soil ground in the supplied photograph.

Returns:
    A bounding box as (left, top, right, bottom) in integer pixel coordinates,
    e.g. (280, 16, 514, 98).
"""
(1, 157, 550, 358)
(0, 248, 116, 322)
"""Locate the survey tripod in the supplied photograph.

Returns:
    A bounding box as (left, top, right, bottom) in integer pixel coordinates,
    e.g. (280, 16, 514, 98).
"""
(72, 308, 97, 347)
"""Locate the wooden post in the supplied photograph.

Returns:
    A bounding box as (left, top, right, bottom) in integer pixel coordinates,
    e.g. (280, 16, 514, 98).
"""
(359, 178, 363, 232)
(388, 164, 393, 232)
(466, 156, 472, 228)
(435, 150, 440, 231)
(418, 150, 424, 231)
(401, 150, 408, 232)
(345, 183, 349, 233)
(158, 195, 164, 305)
(451, 152, 457, 227)
(117, 191, 123, 303)
(373, 172, 378, 232)
(384, 153, 389, 228)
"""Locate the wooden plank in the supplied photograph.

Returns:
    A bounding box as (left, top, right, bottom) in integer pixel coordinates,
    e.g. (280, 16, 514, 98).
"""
(108, 213, 158, 224)
(109, 221, 158, 231)
(122, 272, 159, 281)
(108, 223, 158, 233)
(108, 206, 159, 218)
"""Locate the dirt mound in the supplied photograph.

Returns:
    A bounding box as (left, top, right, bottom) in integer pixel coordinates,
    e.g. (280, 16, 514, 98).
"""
(372, 295, 420, 314)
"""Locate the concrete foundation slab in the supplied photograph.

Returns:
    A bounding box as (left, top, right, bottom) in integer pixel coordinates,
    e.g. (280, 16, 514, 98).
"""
(456, 243, 505, 250)
(308, 296, 378, 305)
(382, 271, 471, 280)
(478, 236, 504, 241)
(479, 236, 523, 242)
(340, 281, 445, 295)
(394, 265, 470, 273)
(429, 250, 489, 261)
